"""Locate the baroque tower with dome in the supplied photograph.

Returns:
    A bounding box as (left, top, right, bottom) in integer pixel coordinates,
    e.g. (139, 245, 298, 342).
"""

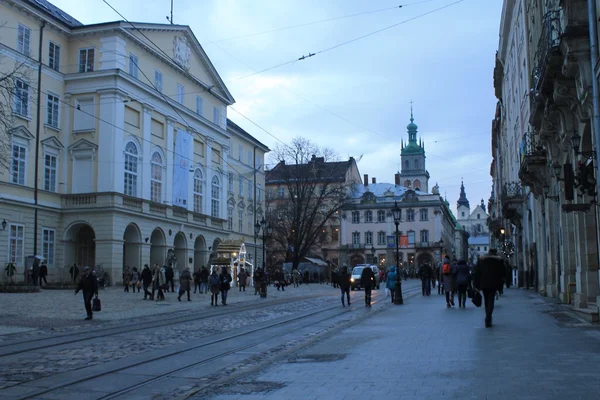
(399, 107, 430, 192)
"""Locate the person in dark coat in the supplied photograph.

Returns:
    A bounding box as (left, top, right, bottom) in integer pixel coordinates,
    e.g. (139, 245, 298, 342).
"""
(31, 257, 40, 286)
(418, 263, 433, 296)
(473, 249, 506, 328)
(331, 269, 339, 289)
(360, 266, 375, 307)
(200, 266, 209, 294)
(254, 268, 264, 295)
(141, 264, 153, 299)
(454, 259, 471, 308)
(238, 268, 248, 292)
(339, 267, 351, 306)
(209, 269, 220, 306)
(39, 262, 48, 287)
(70, 263, 80, 283)
(178, 266, 192, 301)
(75, 266, 98, 320)
(165, 264, 175, 292)
(439, 256, 455, 308)
(219, 267, 232, 305)
(193, 267, 202, 294)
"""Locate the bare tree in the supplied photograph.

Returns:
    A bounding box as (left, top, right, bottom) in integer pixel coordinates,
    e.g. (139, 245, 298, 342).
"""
(0, 51, 27, 173)
(265, 137, 358, 271)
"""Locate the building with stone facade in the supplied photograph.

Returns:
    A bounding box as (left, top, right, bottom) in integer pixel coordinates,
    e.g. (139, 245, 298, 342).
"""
(491, 0, 600, 318)
(339, 113, 459, 270)
(456, 181, 491, 263)
(0, 0, 268, 285)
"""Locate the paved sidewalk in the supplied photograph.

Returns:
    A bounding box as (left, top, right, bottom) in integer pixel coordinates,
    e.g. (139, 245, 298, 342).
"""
(210, 289, 600, 400)
(0, 283, 335, 332)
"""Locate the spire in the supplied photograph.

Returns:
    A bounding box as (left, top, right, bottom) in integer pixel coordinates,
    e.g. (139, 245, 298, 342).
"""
(480, 198, 486, 213)
(457, 179, 470, 209)
(406, 104, 418, 144)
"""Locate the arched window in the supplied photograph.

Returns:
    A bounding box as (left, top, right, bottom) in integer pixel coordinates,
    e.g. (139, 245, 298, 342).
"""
(124, 141, 138, 197)
(404, 180, 411, 188)
(193, 169, 204, 214)
(414, 179, 421, 190)
(151, 152, 163, 203)
(211, 175, 220, 218)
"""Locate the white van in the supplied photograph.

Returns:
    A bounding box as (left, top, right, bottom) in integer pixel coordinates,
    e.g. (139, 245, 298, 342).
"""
(350, 264, 380, 290)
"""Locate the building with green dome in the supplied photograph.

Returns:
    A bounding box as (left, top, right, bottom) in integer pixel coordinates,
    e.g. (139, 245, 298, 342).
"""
(399, 108, 430, 192)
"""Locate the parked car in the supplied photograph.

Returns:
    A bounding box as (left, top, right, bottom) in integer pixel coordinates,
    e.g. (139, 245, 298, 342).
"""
(350, 265, 380, 290)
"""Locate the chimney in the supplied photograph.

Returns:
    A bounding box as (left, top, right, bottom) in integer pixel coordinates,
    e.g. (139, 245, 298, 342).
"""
(363, 174, 368, 186)
(372, 177, 376, 184)
(394, 173, 400, 186)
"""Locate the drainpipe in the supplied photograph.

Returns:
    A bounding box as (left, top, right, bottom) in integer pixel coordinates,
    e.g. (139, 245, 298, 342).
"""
(33, 21, 46, 257)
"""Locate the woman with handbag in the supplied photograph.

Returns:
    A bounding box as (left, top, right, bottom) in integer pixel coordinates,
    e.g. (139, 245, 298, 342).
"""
(131, 267, 141, 294)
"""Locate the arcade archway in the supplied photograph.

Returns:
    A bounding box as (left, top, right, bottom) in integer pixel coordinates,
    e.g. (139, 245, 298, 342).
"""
(173, 232, 187, 273)
(123, 223, 142, 269)
(150, 228, 166, 267)
(64, 223, 96, 269)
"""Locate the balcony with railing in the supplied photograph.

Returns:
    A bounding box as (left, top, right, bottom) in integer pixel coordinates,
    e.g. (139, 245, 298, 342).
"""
(518, 131, 547, 188)
(501, 182, 525, 223)
(530, 10, 563, 124)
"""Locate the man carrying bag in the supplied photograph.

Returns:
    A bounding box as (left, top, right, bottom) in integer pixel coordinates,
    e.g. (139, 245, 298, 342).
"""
(75, 267, 99, 320)
(473, 249, 506, 328)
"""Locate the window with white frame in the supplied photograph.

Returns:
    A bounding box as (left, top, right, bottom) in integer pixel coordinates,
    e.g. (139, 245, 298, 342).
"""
(17, 24, 31, 55)
(407, 209, 415, 222)
(42, 228, 55, 266)
(211, 176, 220, 218)
(193, 169, 204, 213)
(129, 53, 139, 78)
(196, 96, 203, 116)
(9, 224, 24, 265)
(351, 211, 360, 224)
(123, 141, 138, 197)
(378, 231, 386, 245)
(213, 106, 220, 125)
(151, 152, 163, 202)
(13, 78, 29, 117)
(177, 84, 184, 104)
(352, 231, 360, 245)
(247, 150, 252, 165)
(257, 184, 262, 202)
(227, 206, 233, 230)
(43, 153, 57, 192)
(377, 210, 386, 222)
(228, 172, 234, 192)
(364, 210, 373, 223)
(46, 93, 59, 128)
(78, 48, 94, 72)
(11, 143, 26, 185)
(420, 230, 429, 243)
(420, 208, 428, 221)
(407, 231, 415, 245)
(238, 174, 244, 196)
(238, 208, 244, 232)
(331, 227, 339, 242)
(49, 42, 60, 71)
(365, 231, 373, 245)
(154, 70, 163, 92)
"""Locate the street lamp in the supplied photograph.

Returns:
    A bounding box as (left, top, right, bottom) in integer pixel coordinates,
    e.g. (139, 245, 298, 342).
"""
(254, 220, 261, 275)
(391, 201, 403, 305)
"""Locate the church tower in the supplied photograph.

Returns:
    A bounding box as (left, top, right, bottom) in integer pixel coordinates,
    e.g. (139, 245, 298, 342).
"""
(399, 106, 429, 192)
(456, 180, 470, 219)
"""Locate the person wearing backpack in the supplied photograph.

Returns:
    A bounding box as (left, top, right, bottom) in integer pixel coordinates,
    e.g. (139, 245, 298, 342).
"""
(439, 255, 455, 308)
(219, 267, 232, 305)
(209, 269, 220, 306)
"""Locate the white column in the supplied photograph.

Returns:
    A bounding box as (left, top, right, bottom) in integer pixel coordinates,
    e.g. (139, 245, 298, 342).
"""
(165, 117, 176, 205)
(141, 104, 153, 200)
(187, 130, 195, 212)
(204, 137, 214, 215)
(62, 94, 71, 194)
(97, 89, 126, 192)
(221, 145, 229, 219)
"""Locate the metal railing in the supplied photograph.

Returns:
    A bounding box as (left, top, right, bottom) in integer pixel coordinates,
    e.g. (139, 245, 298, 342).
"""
(519, 131, 546, 163)
(502, 182, 524, 199)
(530, 10, 563, 94)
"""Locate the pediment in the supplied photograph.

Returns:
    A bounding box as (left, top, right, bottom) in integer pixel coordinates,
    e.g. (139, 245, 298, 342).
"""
(238, 200, 246, 209)
(9, 125, 35, 142)
(227, 197, 236, 206)
(383, 188, 395, 197)
(401, 190, 419, 202)
(123, 25, 235, 105)
(41, 136, 64, 149)
(68, 138, 98, 152)
(360, 191, 376, 204)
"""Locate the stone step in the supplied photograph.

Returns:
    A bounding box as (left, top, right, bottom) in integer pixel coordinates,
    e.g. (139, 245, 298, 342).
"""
(572, 306, 599, 323)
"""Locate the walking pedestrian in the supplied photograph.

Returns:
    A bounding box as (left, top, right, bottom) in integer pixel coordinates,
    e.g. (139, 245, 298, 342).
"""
(178, 266, 192, 301)
(209, 268, 220, 306)
(141, 264, 152, 299)
(473, 249, 506, 328)
(386, 266, 397, 303)
(193, 267, 202, 294)
(339, 266, 351, 306)
(122, 266, 132, 293)
(360, 266, 375, 307)
(131, 267, 140, 293)
(152, 264, 166, 301)
(238, 267, 248, 292)
(454, 259, 471, 308)
(39, 262, 48, 287)
(254, 268, 264, 295)
(200, 265, 209, 294)
(74, 266, 98, 320)
(165, 264, 175, 292)
(70, 263, 80, 283)
(219, 267, 232, 305)
(418, 263, 432, 296)
(31, 257, 40, 287)
(440, 255, 455, 308)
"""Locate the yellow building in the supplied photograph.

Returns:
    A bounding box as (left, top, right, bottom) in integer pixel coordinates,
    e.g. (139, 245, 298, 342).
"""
(0, 0, 269, 284)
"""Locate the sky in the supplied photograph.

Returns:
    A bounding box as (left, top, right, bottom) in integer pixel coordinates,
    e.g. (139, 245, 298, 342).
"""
(48, 0, 503, 216)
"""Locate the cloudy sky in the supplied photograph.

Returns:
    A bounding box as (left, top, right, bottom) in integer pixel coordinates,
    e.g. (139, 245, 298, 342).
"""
(50, 0, 503, 216)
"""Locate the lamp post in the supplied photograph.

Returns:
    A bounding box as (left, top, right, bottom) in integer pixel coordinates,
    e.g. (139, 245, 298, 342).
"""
(254, 220, 261, 276)
(392, 201, 403, 305)
(260, 218, 272, 272)
(500, 227, 505, 249)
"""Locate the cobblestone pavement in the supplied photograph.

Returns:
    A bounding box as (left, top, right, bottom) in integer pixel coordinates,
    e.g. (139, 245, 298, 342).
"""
(204, 289, 600, 400)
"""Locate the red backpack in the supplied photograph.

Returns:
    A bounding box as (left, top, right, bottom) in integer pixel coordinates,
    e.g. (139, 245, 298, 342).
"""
(442, 262, 451, 275)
